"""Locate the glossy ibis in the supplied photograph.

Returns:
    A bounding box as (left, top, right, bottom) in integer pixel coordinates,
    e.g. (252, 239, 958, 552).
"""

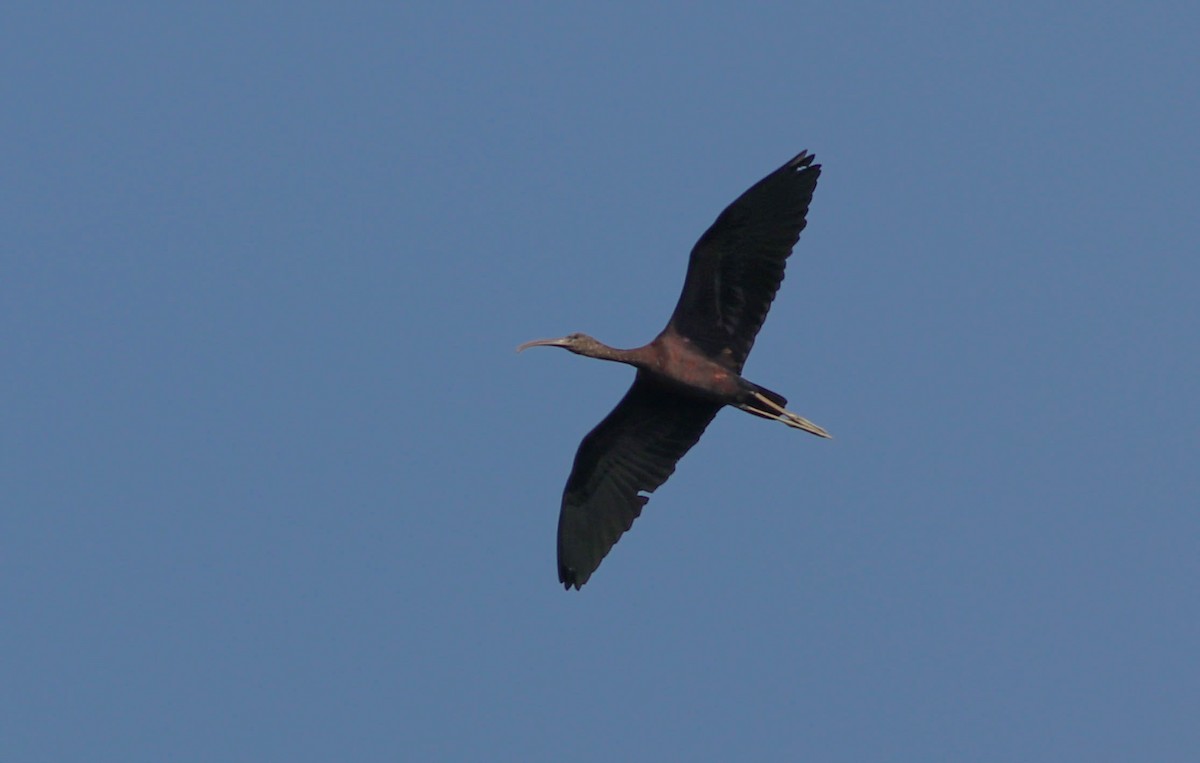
(519, 151, 829, 590)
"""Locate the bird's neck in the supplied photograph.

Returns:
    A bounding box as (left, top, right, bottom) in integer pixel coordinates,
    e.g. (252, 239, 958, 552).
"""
(584, 342, 651, 367)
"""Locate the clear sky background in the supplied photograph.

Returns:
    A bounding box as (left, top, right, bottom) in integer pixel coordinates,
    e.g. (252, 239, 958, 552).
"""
(4, 3, 1198, 761)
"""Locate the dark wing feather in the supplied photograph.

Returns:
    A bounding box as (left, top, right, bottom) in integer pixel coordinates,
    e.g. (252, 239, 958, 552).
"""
(666, 152, 821, 371)
(557, 374, 721, 589)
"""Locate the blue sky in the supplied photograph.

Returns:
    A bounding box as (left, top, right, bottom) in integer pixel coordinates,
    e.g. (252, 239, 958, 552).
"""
(4, 3, 1198, 760)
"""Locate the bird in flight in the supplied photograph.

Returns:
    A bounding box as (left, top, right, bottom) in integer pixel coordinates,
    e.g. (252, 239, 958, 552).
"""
(519, 151, 829, 589)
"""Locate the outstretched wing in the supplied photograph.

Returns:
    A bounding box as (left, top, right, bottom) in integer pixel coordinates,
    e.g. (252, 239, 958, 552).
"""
(557, 374, 721, 589)
(665, 152, 821, 371)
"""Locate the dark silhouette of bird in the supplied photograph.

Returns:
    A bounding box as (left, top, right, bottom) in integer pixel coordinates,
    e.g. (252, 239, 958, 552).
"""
(519, 151, 829, 590)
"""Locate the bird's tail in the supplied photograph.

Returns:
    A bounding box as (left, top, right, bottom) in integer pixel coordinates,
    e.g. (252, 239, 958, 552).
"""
(737, 382, 789, 420)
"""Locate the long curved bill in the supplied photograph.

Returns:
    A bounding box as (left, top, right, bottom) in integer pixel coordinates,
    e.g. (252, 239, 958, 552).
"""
(516, 337, 571, 353)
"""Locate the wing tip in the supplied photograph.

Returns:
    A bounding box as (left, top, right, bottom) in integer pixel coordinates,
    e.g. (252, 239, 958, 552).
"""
(787, 150, 820, 173)
(559, 564, 586, 591)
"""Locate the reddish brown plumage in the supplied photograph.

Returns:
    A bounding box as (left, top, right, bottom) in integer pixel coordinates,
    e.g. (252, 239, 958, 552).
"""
(518, 151, 829, 590)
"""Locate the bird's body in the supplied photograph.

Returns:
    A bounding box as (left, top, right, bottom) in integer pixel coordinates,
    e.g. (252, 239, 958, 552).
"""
(545, 332, 740, 399)
(519, 151, 829, 589)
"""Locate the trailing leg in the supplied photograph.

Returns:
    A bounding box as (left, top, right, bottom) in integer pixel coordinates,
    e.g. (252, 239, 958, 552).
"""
(735, 383, 831, 438)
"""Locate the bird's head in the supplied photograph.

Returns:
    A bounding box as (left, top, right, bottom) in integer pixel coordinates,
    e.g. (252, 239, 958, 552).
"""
(516, 332, 602, 356)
